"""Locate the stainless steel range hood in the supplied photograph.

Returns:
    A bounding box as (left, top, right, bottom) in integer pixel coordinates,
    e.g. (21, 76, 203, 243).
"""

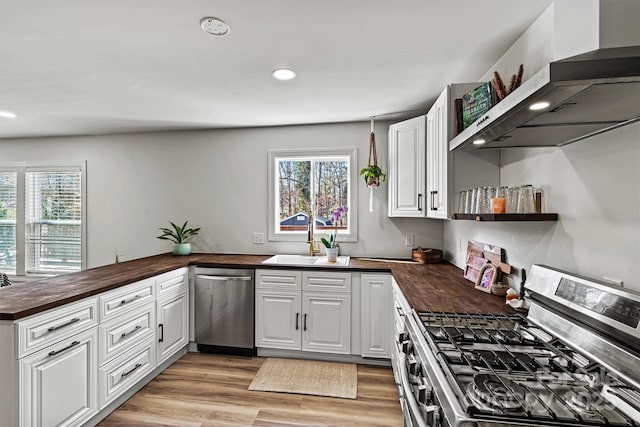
(449, 45, 640, 151)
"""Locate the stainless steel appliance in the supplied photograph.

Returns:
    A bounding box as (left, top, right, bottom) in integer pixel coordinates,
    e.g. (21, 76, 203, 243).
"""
(392, 264, 640, 427)
(450, 45, 640, 151)
(194, 267, 255, 356)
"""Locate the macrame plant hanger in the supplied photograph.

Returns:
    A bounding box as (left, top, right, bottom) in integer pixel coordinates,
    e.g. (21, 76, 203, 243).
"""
(368, 116, 378, 213)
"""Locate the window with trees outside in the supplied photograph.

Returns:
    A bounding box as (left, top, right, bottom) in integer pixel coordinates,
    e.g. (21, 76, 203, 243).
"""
(268, 148, 357, 243)
(0, 163, 86, 277)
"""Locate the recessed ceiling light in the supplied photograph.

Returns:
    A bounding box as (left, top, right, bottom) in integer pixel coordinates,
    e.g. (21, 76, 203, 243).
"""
(272, 68, 296, 81)
(472, 138, 486, 145)
(0, 111, 17, 118)
(200, 17, 229, 36)
(529, 101, 550, 111)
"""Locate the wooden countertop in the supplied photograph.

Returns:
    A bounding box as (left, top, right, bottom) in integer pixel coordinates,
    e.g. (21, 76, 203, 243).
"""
(0, 253, 511, 320)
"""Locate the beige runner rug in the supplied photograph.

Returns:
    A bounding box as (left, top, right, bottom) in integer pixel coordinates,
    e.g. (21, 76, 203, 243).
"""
(248, 358, 357, 399)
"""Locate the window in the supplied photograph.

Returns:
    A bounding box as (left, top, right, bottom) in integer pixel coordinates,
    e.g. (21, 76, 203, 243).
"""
(0, 163, 86, 277)
(268, 148, 357, 242)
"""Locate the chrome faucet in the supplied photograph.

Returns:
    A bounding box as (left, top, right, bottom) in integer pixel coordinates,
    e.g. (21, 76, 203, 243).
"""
(307, 210, 321, 256)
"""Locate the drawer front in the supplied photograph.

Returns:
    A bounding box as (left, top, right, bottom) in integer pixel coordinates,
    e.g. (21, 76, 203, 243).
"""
(302, 271, 351, 292)
(155, 267, 188, 297)
(98, 336, 156, 408)
(99, 278, 155, 322)
(256, 269, 301, 291)
(99, 302, 155, 365)
(17, 297, 98, 358)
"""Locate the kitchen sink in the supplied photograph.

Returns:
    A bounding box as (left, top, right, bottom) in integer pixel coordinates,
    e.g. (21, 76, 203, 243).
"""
(262, 254, 350, 267)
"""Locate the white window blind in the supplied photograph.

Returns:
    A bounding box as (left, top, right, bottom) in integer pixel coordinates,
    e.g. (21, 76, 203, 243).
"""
(25, 168, 82, 274)
(0, 172, 17, 272)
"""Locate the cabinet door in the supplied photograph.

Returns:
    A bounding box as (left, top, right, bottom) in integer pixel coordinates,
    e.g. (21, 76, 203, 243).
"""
(388, 115, 426, 217)
(157, 291, 188, 365)
(426, 89, 448, 219)
(20, 327, 98, 427)
(302, 292, 350, 354)
(255, 290, 301, 350)
(361, 274, 392, 359)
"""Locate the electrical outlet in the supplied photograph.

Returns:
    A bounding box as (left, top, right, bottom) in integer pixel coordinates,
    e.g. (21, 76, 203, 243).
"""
(252, 232, 265, 244)
(405, 233, 415, 247)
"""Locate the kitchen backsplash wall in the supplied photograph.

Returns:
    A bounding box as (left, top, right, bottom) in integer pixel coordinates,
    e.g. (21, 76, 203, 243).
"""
(0, 121, 443, 268)
(443, 122, 640, 292)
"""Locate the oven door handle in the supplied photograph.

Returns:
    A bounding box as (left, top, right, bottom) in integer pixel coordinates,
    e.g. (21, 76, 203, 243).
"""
(398, 351, 430, 427)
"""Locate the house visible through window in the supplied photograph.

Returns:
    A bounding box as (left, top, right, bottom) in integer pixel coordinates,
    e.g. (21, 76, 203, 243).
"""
(268, 149, 357, 242)
(0, 163, 85, 277)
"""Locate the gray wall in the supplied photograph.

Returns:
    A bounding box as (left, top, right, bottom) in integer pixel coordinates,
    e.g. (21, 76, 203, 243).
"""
(0, 121, 443, 268)
(444, 122, 640, 292)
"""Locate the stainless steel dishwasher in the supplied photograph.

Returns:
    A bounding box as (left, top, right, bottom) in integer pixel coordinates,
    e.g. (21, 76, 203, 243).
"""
(194, 267, 255, 356)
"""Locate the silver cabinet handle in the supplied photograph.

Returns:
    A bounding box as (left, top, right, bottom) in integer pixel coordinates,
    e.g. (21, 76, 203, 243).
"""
(418, 194, 423, 211)
(47, 317, 80, 332)
(121, 294, 142, 306)
(48, 340, 80, 357)
(121, 363, 142, 378)
(303, 314, 308, 331)
(430, 191, 438, 211)
(295, 313, 299, 330)
(121, 324, 142, 338)
(158, 324, 164, 342)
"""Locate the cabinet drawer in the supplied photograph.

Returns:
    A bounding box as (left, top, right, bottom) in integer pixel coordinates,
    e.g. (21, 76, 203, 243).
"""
(155, 267, 188, 297)
(99, 302, 155, 365)
(99, 336, 156, 408)
(256, 269, 301, 291)
(17, 297, 98, 358)
(302, 271, 351, 292)
(99, 278, 155, 322)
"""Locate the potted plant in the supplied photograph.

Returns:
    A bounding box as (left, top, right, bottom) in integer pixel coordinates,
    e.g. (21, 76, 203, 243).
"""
(320, 206, 348, 262)
(359, 164, 386, 188)
(157, 220, 201, 256)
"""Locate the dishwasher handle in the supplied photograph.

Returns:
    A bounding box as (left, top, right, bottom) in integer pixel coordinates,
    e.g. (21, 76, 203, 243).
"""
(196, 275, 253, 281)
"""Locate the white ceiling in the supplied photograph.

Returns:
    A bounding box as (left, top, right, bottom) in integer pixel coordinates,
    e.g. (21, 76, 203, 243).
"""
(0, 0, 552, 140)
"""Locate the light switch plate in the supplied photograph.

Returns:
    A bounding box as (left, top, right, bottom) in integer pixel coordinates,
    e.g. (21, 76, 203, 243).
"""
(405, 233, 415, 247)
(253, 232, 265, 244)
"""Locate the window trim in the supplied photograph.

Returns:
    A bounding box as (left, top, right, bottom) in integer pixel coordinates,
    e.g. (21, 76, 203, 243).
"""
(0, 161, 87, 277)
(267, 148, 358, 243)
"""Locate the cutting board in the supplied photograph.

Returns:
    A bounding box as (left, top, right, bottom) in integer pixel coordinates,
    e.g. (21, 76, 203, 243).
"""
(463, 241, 512, 283)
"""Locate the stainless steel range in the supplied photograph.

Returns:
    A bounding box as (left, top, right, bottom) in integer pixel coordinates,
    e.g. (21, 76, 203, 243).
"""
(391, 264, 640, 427)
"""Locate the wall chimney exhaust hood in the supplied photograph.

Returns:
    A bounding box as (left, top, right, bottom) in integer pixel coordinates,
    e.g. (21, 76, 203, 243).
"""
(449, 45, 640, 151)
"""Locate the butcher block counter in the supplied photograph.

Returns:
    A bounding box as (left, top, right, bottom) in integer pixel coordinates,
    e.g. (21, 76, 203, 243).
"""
(0, 253, 510, 320)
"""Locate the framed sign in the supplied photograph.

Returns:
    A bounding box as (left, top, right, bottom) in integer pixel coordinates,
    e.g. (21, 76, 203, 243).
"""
(475, 264, 498, 293)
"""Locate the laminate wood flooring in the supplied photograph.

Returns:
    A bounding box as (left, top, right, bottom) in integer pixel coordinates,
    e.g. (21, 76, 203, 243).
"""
(98, 353, 403, 426)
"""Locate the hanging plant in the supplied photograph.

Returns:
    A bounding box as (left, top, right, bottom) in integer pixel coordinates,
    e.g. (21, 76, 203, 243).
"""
(360, 164, 386, 188)
(360, 117, 386, 188)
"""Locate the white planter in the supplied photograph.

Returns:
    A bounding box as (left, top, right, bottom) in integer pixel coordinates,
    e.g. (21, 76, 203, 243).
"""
(325, 247, 339, 263)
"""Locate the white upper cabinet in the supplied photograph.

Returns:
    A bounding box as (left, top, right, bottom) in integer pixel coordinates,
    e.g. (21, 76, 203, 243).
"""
(388, 115, 426, 217)
(426, 84, 500, 219)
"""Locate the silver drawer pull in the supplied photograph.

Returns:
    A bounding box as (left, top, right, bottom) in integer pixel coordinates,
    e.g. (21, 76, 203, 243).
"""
(47, 317, 80, 332)
(120, 294, 142, 306)
(48, 340, 80, 357)
(121, 363, 142, 378)
(121, 325, 142, 338)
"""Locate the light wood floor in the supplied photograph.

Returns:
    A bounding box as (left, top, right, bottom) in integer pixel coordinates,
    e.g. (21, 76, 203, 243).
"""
(98, 353, 403, 426)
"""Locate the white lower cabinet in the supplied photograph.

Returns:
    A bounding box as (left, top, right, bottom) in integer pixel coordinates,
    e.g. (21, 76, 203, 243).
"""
(99, 336, 156, 407)
(3, 267, 190, 427)
(360, 274, 392, 358)
(302, 292, 350, 354)
(255, 289, 302, 350)
(157, 290, 188, 365)
(19, 327, 99, 427)
(255, 269, 351, 354)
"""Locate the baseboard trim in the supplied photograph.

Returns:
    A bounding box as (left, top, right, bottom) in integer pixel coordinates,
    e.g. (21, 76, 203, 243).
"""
(256, 348, 391, 366)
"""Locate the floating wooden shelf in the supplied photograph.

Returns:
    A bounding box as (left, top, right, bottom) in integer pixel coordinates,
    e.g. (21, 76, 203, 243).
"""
(452, 213, 558, 221)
